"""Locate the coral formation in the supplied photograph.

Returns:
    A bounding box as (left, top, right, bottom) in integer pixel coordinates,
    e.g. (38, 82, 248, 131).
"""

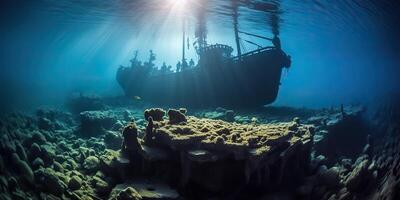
(167, 109, 187, 124)
(144, 108, 165, 121)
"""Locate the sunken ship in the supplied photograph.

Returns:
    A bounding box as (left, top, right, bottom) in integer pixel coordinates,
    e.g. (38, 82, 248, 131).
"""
(117, 1, 291, 108)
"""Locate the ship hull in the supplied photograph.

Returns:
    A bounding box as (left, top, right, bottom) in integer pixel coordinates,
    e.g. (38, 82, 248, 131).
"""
(117, 48, 289, 108)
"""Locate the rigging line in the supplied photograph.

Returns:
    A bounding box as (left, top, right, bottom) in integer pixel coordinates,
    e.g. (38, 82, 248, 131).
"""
(239, 37, 247, 53)
(238, 30, 272, 41)
(243, 39, 262, 49)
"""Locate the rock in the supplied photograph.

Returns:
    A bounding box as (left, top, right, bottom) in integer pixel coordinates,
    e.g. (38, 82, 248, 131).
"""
(345, 159, 369, 192)
(362, 144, 372, 156)
(327, 194, 337, 200)
(40, 144, 56, 166)
(340, 158, 352, 170)
(234, 115, 251, 124)
(224, 110, 235, 122)
(38, 117, 54, 131)
(79, 111, 117, 137)
(311, 155, 327, 172)
(167, 109, 187, 124)
(31, 157, 44, 170)
(53, 161, 64, 173)
(11, 190, 28, 200)
(63, 159, 78, 170)
(83, 156, 100, 172)
(314, 111, 368, 164)
(15, 142, 28, 162)
(11, 153, 34, 184)
(0, 193, 11, 200)
(115, 187, 142, 200)
(29, 143, 41, 159)
(105, 131, 123, 150)
(179, 108, 187, 114)
(318, 166, 341, 188)
(144, 108, 165, 121)
(35, 168, 66, 196)
(54, 155, 65, 163)
(109, 180, 179, 200)
(93, 176, 111, 195)
(8, 177, 18, 191)
(68, 176, 82, 191)
(112, 121, 124, 131)
(338, 191, 352, 200)
(31, 132, 47, 145)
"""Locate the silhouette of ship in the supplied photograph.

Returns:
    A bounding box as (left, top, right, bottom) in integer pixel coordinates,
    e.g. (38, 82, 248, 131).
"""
(117, 1, 291, 108)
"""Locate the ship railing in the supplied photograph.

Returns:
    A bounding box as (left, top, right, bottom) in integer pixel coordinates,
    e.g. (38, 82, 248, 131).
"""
(231, 46, 275, 62)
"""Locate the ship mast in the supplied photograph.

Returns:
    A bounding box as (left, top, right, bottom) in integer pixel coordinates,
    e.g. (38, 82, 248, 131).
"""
(232, 0, 241, 58)
(182, 17, 186, 63)
(194, 1, 208, 56)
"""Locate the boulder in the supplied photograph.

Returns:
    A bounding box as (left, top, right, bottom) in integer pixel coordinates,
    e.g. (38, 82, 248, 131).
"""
(15, 142, 27, 162)
(11, 153, 34, 184)
(345, 159, 369, 192)
(38, 117, 54, 131)
(318, 167, 341, 188)
(83, 156, 100, 172)
(31, 157, 44, 170)
(224, 110, 235, 122)
(110, 186, 142, 200)
(68, 176, 82, 191)
(29, 143, 41, 160)
(144, 108, 165, 121)
(167, 109, 186, 124)
(93, 176, 111, 195)
(105, 131, 123, 150)
(34, 168, 66, 196)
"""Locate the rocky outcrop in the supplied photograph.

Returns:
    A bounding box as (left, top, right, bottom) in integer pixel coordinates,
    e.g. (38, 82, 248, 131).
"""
(167, 109, 187, 124)
(144, 108, 165, 121)
(138, 111, 313, 197)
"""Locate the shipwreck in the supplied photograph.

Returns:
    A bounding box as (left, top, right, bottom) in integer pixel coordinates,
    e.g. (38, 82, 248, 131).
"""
(116, 1, 291, 108)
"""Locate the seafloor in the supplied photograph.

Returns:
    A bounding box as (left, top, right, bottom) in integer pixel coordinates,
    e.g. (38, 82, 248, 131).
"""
(0, 95, 399, 200)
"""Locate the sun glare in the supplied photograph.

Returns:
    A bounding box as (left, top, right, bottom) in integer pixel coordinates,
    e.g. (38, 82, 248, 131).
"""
(168, 0, 186, 9)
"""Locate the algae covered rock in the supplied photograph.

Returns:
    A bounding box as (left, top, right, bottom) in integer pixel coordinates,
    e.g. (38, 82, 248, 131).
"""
(105, 131, 123, 150)
(110, 186, 142, 200)
(68, 176, 82, 191)
(345, 159, 369, 192)
(83, 156, 100, 172)
(11, 153, 34, 184)
(144, 108, 165, 121)
(38, 117, 54, 131)
(35, 168, 66, 196)
(31, 157, 44, 170)
(117, 187, 142, 200)
(167, 109, 187, 124)
(93, 176, 111, 195)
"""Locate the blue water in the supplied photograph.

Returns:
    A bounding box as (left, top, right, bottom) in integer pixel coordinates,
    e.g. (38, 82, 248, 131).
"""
(0, 0, 399, 111)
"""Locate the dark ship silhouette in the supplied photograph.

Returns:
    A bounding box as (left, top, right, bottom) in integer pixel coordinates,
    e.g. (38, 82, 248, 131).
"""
(117, 1, 291, 108)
